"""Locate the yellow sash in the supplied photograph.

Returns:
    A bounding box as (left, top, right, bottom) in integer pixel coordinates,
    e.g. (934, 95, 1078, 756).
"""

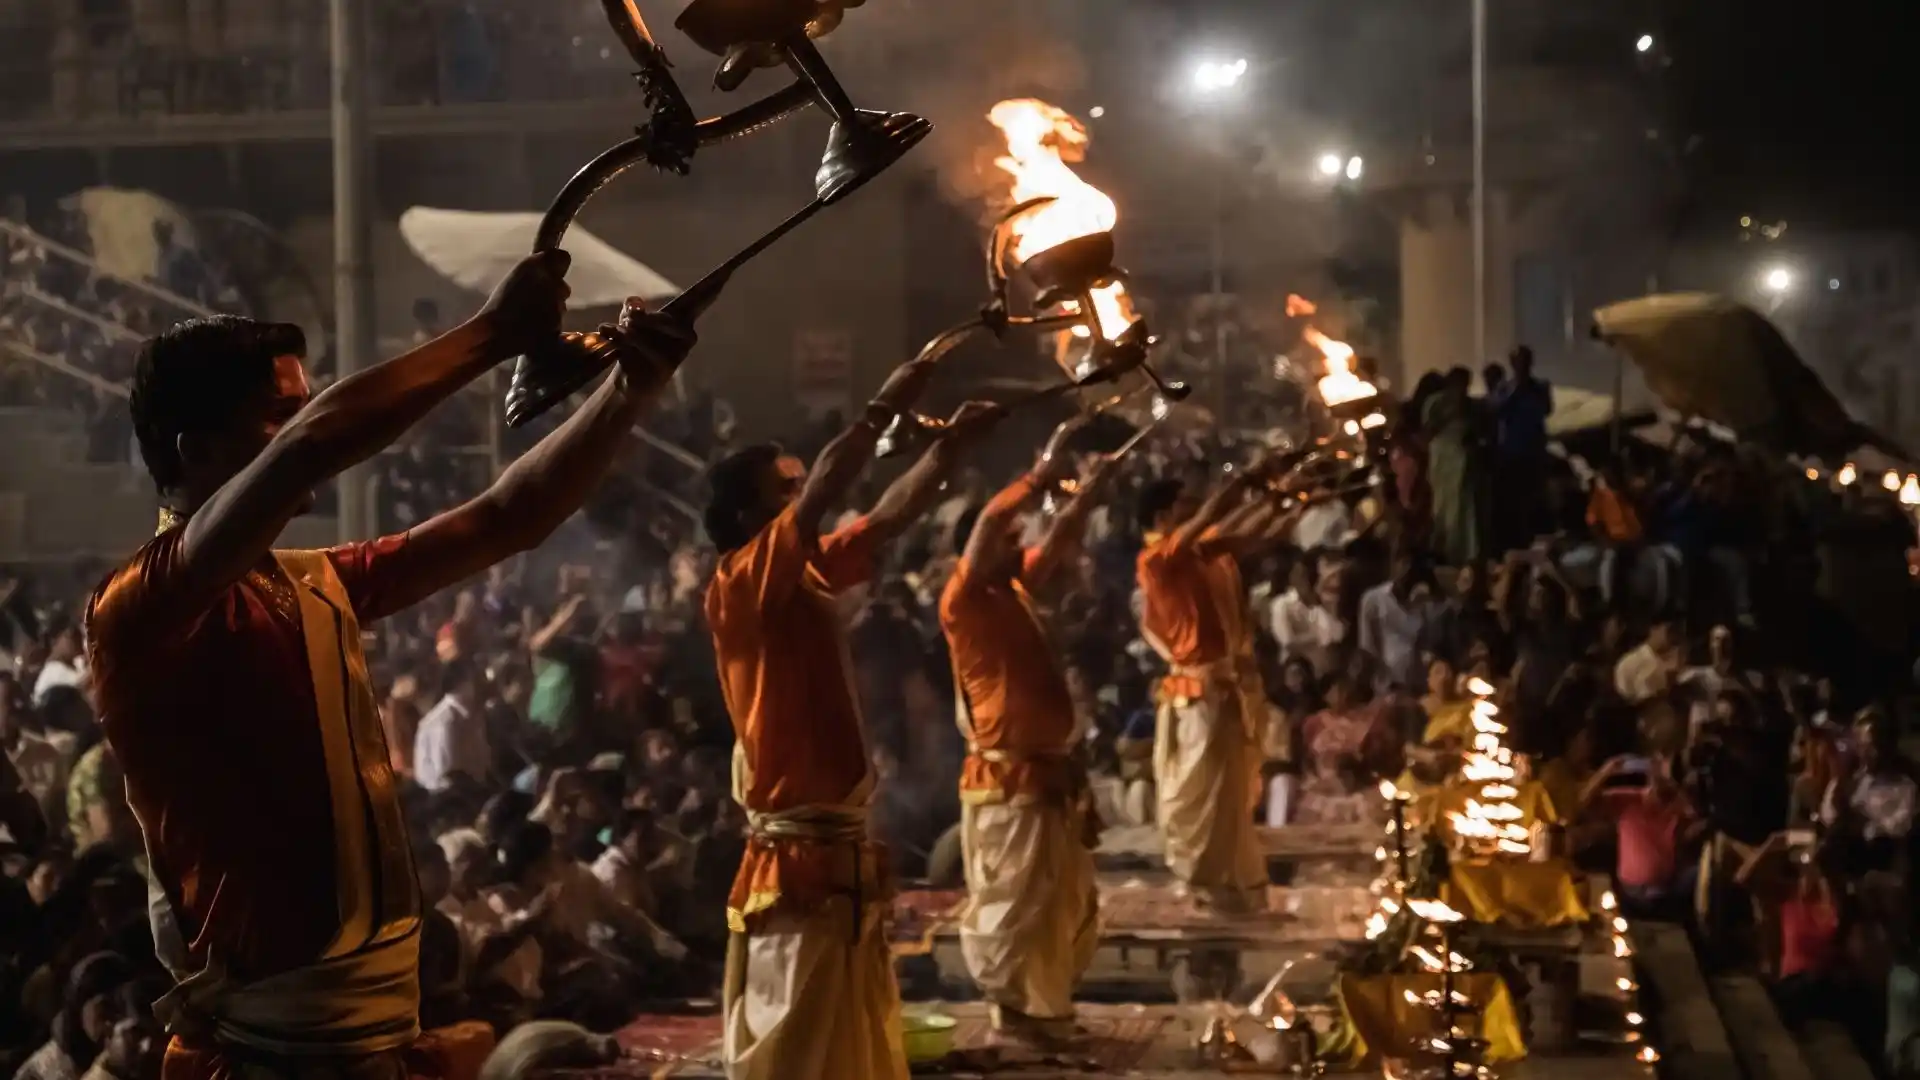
(145, 549, 422, 1056)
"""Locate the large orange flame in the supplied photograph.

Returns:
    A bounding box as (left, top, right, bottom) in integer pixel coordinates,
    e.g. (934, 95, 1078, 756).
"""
(1289, 293, 1376, 408)
(987, 99, 1135, 340)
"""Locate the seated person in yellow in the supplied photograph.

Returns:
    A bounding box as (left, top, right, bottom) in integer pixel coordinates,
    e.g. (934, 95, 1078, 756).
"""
(1396, 656, 1472, 795)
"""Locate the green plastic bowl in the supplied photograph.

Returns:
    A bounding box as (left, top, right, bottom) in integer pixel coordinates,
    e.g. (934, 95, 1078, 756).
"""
(901, 1012, 958, 1062)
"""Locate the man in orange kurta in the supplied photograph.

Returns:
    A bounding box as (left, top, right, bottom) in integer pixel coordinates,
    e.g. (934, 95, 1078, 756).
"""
(84, 262, 693, 1080)
(703, 359, 1003, 1080)
(1134, 474, 1291, 912)
(940, 446, 1111, 1041)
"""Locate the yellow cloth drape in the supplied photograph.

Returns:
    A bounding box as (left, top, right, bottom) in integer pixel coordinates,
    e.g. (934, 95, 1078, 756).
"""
(1332, 972, 1526, 1065)
(1442, 858, 1590, 928)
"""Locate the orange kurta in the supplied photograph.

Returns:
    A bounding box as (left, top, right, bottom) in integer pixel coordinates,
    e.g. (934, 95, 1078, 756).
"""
(86, 531, 418, 982)
(1136, 532, 1244, 695)
(86, 524, 485, 1080)
(940, 539, 1079, 804)
(705, 504, 885, 930)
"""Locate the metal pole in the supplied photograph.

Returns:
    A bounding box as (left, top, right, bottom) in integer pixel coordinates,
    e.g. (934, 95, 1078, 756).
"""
(1211, 166, 1229, 429)
(332, 0, 376, 543)
(1470, 0, 1488, 369)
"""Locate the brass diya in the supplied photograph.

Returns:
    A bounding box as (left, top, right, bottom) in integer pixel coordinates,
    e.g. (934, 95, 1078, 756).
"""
(871, 200, 1177, 459)
(504, 0, 931, 427)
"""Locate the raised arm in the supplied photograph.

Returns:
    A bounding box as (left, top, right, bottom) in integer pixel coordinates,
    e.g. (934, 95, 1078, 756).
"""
(1026, 450, 1117, 592)
(961, 464, 1051, 583)
(360, 300, 695, 615)
(865, 401, 1008, 548)
(176, 253, 569, 608)
(788, 356, 941, 551)
(1166, 475, 1248, 554)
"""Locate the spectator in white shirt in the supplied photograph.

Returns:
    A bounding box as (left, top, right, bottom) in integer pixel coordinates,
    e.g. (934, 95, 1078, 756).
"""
(31, 621, 86, 708)
(1676, 624, 1764, 732)
(1357, 553, 1434, 694)
(1, 674, 73, 835)
(1614, 619, 1683, 706)
(1270, 560, 1345, 677)
(413, 659, 491, 793)
(1291, 498, 1355, 551)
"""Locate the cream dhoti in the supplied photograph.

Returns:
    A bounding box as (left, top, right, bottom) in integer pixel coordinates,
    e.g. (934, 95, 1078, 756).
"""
(1152, 666, 1266, 908)
(958, 786, 1099, 1030)
(721, 795, 905, 1080)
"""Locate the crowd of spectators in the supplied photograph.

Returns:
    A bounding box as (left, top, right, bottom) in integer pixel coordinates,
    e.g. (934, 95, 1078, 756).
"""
(1, 311, 1920, 1080)
(0, 1, 638, 124)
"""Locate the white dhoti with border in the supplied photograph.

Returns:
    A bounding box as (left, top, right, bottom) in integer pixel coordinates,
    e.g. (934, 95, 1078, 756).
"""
(1152, 670, 1266, 908)
(958, 797, 1099, 1027)
(722, 893, 904, 1080)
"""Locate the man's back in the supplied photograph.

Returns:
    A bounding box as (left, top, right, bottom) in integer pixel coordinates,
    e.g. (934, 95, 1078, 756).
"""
(86, 528, 419, 981)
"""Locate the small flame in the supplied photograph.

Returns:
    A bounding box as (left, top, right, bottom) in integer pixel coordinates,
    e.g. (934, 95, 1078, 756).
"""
(1902, 475, 1920, 506)
(1286, 293, 1318, 317)
(1805, 466, 1820, 481)
(1838, 462, 1858, 486)
(1408, 898, 1466, 923)
(988, 99, 1135, 340)
(1466, 676, 1498, 697)
(1304, 326, 1376, 408)
(1637, 1047, 1660, 1065)
(1626, 1011, 1644, 1026)
(1885, 469, 1902, 492)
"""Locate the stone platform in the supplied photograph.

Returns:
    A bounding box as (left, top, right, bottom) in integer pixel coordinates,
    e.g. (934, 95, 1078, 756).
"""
(580, 1002, 1657, 1078)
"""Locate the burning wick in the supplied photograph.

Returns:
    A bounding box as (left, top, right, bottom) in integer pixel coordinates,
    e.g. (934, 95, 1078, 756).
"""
(987, 99, 1135, 341)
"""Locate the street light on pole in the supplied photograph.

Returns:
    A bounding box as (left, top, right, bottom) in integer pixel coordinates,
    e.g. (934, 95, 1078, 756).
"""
(1188, 55, 1249, 426)
(1471, 0, 1488, 368)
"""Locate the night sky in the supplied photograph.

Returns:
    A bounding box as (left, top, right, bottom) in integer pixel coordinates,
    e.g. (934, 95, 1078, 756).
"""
(1665, 0, 1920, 230)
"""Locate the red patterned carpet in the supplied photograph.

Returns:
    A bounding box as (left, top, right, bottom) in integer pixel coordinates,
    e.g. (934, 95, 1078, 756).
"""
(893, 881, 1368, 945)
(570, 1003, 1169, 1077)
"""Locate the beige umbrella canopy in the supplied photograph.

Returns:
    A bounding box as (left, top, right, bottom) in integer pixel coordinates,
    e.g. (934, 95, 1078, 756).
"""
(1591, 292, 1905, 461)
(399, 207, 678, 307)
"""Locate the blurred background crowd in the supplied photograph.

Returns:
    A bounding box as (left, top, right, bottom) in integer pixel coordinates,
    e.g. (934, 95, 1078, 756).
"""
(5, 262, 1920, 1074)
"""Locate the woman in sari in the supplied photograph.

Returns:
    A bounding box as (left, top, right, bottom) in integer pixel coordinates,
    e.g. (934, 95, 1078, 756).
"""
(1422, 368, 1489, 566)
(1294, 673, 1399, 825)
(1264, 656, 1323, 824)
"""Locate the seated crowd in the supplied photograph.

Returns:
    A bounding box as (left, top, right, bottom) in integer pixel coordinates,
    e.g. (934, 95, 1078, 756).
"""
(1, 342, 1919, 1080)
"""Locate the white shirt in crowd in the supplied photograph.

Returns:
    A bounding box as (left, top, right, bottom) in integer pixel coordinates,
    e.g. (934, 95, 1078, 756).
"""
(439, 893, 542, 1000)
(1357, 582, 1430, 692)
(1823, 773, 1919, 842)
(1675, 665, 1763, 730)
(5, 728, 74, 825)
(32, 657, 85, 707)
(1270, 589, 1345, 677)
(412, 694, 490, 792)
(1613, 643, 1676, 706)
(1291, 502, 1355, 551)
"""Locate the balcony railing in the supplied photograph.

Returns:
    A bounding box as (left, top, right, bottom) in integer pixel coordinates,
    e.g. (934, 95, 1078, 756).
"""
(0, 3, 643, 126)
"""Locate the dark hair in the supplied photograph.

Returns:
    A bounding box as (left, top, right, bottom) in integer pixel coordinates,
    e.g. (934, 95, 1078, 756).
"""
(951, 504, 984, 555)
(704, 443, 783, 553)
(1136, 478, 1186, 532)
(615, 807, 655, 842)
(498, 820, 554, 882)
(438, 657, 479, 698)
(130, 316, 305, 494)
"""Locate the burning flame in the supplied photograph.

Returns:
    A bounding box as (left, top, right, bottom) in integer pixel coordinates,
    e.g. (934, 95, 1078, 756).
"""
(1902, 475, 1920, 506)
(1287, 293, 1376, 408)
(1444, 679, 1534, 856)
(988, 99, 1135, 340)
(1838, 462, 1858, 486)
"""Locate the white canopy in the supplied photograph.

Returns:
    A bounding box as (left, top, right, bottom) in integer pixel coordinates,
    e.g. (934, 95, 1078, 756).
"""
(399, 207, 679, 308)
